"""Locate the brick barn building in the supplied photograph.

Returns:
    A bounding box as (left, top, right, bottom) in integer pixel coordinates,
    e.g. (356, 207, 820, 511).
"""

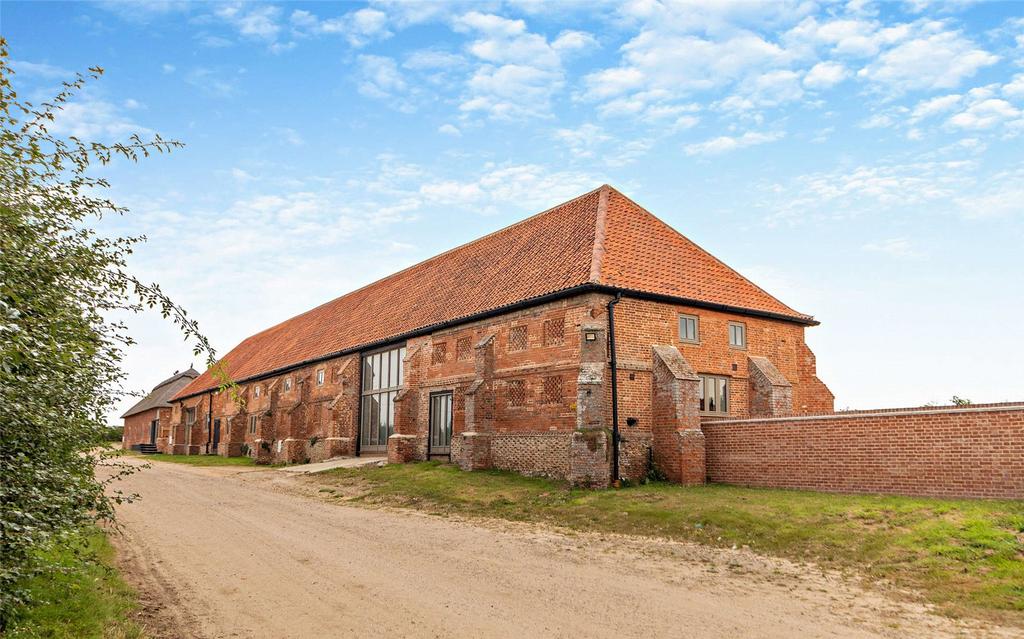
(169, 185, 833, 486)
(121, 367, 198, 452)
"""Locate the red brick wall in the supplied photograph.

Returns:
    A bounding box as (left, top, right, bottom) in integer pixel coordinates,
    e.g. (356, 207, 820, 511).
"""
(703, 405, 1024, 499)
(122, 408, 160, 448)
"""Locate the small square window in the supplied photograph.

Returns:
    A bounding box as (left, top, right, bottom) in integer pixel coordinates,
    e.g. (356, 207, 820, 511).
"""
(456, 337, 472, 361)
(431, 342, 447, 365)
(508, 325, 528, 352)
(679, 314, 699, 344)
(543, 318, 565, 346)
(283, 378, 292, 391)
(507, 379, 526, 407)
(316, 369, 325, 386)
(728, 322, 746, 349)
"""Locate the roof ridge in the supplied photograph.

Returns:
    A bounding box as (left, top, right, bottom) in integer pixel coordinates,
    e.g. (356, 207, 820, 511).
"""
(232, 184, 609, 344)
(588, 185, 610, 283)
(604, 187, 811, 320)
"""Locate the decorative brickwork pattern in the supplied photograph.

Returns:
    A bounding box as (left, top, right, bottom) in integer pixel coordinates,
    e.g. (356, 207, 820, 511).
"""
(541, 376, 562, 404)
(431, 341, 447, 365)
(506, 379, 526, 407)
(703, 405, 1024, 499)
(456, 337, 472, 361)
(491, 433, 572, 479)
(543, 318, 565, 346)
(508, 325, 528, 352)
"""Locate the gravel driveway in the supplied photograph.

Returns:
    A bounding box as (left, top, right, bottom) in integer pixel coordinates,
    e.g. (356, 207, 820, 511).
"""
(106, 458, 1013, 638)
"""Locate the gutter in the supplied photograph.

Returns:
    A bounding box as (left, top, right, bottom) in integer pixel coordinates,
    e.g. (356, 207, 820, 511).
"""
(175, 284, 817, 401)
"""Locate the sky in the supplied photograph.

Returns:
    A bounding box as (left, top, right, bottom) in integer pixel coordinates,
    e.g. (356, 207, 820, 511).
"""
(4, 0, 1023, 419)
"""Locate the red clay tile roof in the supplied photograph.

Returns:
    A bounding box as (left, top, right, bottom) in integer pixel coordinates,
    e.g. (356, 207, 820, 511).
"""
(174, 185, 812, 399)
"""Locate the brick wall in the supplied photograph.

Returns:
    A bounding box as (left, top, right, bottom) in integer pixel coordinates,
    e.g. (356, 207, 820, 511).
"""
(490, 433, 571, 478)
(122, 408, 160, 449)
(703, 405, 1024, 499)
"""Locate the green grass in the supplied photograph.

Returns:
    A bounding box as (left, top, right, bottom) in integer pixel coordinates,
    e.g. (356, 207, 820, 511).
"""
(128, 452, 256, 467)
(313, 461, 1024, 627)
(6, 528, 144, 639)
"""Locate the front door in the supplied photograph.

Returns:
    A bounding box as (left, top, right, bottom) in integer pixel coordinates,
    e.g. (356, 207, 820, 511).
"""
(149, 419, 158, 445)
(429, 392, 452, 457)
(212, 418, 221, 453)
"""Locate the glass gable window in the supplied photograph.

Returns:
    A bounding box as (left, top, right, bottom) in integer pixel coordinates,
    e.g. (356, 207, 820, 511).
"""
(679, 314, 699, 344)
(698, 375, 729, 415)
(360, 345, 406, 452)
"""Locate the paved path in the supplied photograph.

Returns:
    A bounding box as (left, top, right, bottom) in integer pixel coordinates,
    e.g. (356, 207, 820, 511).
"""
(107, 459, 1012, 639)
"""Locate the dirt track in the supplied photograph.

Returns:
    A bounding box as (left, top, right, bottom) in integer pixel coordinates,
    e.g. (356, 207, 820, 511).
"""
(106, 459, 1013, 638)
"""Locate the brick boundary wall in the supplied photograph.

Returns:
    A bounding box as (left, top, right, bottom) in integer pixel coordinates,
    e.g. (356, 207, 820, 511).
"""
(702, 404, 1024, 499)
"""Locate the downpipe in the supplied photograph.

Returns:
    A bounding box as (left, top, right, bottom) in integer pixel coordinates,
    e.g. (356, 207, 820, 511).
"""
(607, 292, 622, 487)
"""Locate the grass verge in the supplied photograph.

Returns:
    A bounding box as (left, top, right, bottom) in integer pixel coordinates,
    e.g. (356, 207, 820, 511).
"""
(125, 452, 256, 467)
(6, 527, 144, 639)
(313, 461, 1024, 627)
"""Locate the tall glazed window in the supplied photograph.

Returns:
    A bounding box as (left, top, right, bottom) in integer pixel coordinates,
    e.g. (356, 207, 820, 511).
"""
(360, 345, 406, 452)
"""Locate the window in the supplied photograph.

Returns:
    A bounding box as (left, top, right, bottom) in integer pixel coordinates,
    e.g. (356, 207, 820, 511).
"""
(283, 377, 292, 391)
(506, 379, 526, 407)
(185, 407, 196, 425)
(728, 322, 746, 349)
(699, 375, 729, 415)
(316, 369, 325, 386)
(456, 337, 472, 361)
(508, 325, 528, 351)
(249, 414, 258, 434)
(360, 345, 406, 451)
(541, 376, 562, 404)
(543, 318, 565, 346)
(253, 385, 261, 398)
(431, 341, 447, 365)
(679, 314, 699, 344)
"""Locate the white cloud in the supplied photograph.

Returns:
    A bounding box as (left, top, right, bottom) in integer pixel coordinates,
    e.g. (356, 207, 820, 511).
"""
(162, 63, 176, 74)
(683, 130, 783, 156)
(803, 61, 848, 89)
(356, 55, 409, 105)
(909, 94, 962, 122)
(274, 127, 305, 146)
(185, 67, 241, 98)
(9, 59, 72, 78)
(215, 3, 282, 42)
(857, 25, 998, 91)
(291, 7, 392, 47)
(862, 238, 922, 259)
(231, 168, 256, 182)
(49, 98, 152, 140)
(451, 11, 596, 119)
(946, 98, 1021, 130)
(418, 163, 603, 213)
(1003, 74, 1024, 100)
(554, 123, 610, 158)
(438, 123, 462, 136)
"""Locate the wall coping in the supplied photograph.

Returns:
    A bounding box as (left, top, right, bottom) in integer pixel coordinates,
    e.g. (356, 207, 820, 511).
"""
(709, 402, 1024, 425)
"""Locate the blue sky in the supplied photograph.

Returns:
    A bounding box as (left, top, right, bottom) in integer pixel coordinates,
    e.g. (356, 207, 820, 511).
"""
(5, 0, 1023, 417)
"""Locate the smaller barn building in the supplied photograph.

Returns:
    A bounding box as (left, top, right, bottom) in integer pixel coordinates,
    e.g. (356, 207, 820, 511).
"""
(121, 368, 198, 453)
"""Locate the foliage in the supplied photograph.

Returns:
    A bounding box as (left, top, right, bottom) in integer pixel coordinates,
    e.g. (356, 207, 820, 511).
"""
(102, 425, 124, 442)
(0, 38, 230, 626)
(950, 395, 973, 406)
(315, 462, 1024, 626)
(4, 527, 144, 639)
